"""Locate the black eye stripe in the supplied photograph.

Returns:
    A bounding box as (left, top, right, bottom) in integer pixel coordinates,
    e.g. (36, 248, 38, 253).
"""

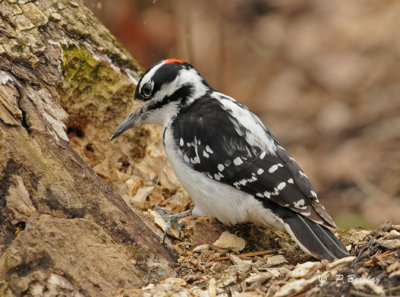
(147, 84, 193, 111)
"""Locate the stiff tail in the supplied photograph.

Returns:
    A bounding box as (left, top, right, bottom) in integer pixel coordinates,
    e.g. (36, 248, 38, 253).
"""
(282, 213, 349, 260)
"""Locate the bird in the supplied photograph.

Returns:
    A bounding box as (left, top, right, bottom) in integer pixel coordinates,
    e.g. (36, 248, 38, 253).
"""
(110, 58, 349, 260)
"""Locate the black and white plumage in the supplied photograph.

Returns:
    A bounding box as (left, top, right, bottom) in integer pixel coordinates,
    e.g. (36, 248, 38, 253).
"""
(111, 59, 348, 260)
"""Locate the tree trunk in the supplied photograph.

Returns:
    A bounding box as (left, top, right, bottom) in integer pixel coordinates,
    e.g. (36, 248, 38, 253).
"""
(0, 1, 175, 296)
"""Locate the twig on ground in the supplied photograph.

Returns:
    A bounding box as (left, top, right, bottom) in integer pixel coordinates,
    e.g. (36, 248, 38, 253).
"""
(215, 250, 273, 261)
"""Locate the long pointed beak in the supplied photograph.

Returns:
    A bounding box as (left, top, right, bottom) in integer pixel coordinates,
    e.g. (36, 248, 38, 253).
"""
(110, 113, 138, 141)
(109, 100, 146, 141)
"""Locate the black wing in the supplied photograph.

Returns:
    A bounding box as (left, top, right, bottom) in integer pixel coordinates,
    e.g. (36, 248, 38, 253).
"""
(171, 94, 335, 229)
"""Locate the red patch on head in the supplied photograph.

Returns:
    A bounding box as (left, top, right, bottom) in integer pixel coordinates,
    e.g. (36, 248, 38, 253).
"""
(163, 58, 185, 65)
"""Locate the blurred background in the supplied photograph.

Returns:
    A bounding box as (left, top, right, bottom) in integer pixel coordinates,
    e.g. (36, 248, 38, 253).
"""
(84, 0, 400, 228)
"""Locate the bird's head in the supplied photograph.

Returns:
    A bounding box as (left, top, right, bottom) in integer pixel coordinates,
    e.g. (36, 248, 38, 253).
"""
(110, 59, 209, 140)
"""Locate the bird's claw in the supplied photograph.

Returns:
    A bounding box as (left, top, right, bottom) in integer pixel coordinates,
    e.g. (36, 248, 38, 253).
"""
(154, 205, 192, 244)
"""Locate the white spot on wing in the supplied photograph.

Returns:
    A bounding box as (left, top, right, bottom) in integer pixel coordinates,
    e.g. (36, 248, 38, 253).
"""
(203, 151, 209, 158)
(277, 182, 286, 190)
(260, 151, 266, 159)
(180, 138, 184, 146)
(214, 174, 221, 181)
(299, 171, 308, 178)
(293, 199, 307, 210)
(249, 176, 257, 182)
(218, 164, 224, 171)
(288, 178, 294, 184)
(310, 190, 317, 198)
(205, 145, 214, 154)
(233, 157, 243, 166)
(257, 168, 264, 175)
(264, 191, 271, 198)
(268, 164, 278, 173)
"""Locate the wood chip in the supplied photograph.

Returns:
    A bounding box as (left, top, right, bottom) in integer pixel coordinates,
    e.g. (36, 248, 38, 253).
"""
(245, 272, 272, 288)
(290, 262, 321, 278)
(387, 261, 400, 273)
(273, 276, 318, 297)
(266, 255, 287, 267)
(208, 278, 216, 297)
(376, 239, 400, 249)
(328, 256, 356, 269)
(193, 244, 210, 253)
(352, 279, 385, 296)
(213, 231, 246, 252)
(128, 186, 154, 209)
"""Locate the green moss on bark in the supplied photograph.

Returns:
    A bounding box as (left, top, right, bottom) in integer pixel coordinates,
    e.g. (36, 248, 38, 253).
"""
(59, 44, 135, 129)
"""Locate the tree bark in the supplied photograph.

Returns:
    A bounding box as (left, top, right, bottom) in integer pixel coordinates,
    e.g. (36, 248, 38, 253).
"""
(0, 1, 174, 296)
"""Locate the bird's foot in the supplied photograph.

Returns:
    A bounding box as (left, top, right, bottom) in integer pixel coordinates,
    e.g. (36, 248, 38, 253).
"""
(154, 205, 192, 244)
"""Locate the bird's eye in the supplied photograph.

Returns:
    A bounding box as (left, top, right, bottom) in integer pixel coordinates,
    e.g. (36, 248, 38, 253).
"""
(141, 81, 154, 99)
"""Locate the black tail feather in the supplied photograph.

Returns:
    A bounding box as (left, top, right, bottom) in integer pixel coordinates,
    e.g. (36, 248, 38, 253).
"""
(283, 213, 349, 260)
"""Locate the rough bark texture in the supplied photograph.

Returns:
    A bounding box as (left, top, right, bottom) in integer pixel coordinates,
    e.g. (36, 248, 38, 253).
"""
(0, 1, 175, 296)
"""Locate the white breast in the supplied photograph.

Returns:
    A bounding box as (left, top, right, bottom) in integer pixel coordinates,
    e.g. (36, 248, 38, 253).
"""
(162, 124, 284, 230)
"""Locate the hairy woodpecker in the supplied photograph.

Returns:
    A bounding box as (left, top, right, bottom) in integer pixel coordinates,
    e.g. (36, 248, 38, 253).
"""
(111, 59, 349, 260)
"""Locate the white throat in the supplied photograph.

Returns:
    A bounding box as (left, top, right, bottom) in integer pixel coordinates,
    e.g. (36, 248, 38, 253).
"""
(144, 101, 180, 127)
